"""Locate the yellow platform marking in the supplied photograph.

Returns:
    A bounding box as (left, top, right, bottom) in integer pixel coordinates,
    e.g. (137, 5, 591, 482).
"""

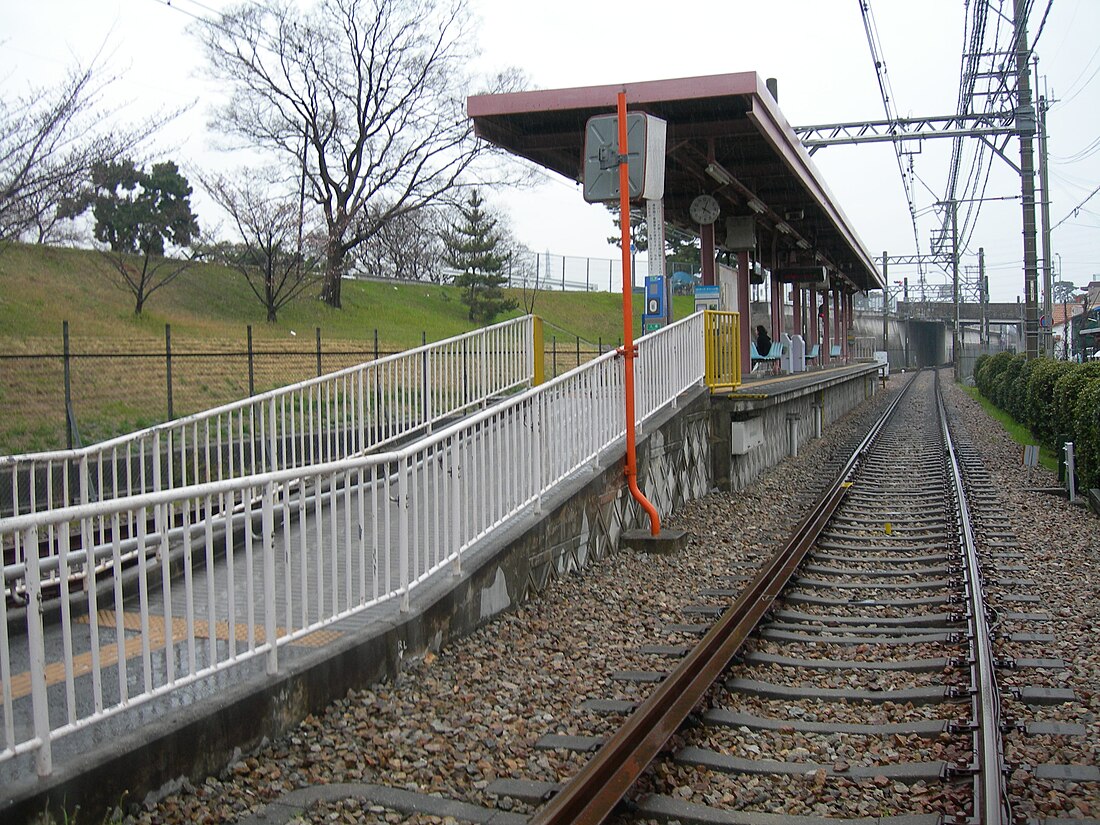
(1, 613, 340, 700)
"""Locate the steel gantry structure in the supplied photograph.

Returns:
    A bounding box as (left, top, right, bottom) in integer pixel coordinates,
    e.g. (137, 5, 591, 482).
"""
(794, 0, 1048, 361)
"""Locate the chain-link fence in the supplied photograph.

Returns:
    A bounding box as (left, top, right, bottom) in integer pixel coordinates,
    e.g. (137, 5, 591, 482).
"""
(504, 252, 702, 293)
(0, 323, 400, 455)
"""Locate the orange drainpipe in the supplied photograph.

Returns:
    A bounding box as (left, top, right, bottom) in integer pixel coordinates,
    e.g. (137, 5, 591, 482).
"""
(616, 91, 661, 537)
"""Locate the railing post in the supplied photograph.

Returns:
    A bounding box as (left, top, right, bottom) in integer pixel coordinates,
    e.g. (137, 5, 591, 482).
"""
(268, 396, 278, 473)
(399, 458, 410, 611)
(24, 525, 53, 777)
(480, 329, 488, 407)
(533, 396, 543, 514)
(247, 325, 255, 397)
(152, 430, 162, 498)
(422, 331, 431, 431)
(63, 320, 73, 450)
(165, 323, 174, 421)
(263, 481, 278, 675)
(462, 339, 469, 407)
(450, 438, 462, 576)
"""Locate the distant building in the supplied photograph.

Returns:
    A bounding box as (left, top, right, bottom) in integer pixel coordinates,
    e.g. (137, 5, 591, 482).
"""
(1067, 281, 1100, 360)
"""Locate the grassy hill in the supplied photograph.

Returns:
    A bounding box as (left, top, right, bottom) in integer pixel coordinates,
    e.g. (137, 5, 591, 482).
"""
(0, 243, 696, 452)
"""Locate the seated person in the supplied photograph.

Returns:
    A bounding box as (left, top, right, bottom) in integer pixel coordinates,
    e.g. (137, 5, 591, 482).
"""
(755, 325, 773, 358)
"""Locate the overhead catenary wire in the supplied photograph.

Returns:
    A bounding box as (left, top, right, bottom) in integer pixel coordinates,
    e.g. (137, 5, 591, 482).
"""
(1052, 182, 1100, 231)
(857, 0, 926, 284)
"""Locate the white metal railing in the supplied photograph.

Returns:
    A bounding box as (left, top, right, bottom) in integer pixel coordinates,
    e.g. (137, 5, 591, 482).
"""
(0, 311, 704, 778)
(1, 317, 534, 589)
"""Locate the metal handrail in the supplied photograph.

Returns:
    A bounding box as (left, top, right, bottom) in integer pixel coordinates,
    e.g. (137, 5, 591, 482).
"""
(1, 315, 535, 513)
(0, 312, 705, 778)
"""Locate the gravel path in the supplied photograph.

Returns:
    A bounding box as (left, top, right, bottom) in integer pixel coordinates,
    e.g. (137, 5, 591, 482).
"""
(118, 371, 1097, 824)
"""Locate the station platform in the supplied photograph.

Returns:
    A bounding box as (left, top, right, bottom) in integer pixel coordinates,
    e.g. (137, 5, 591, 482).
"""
(716, 361, 885, 406)
(708, 361, 887, 491)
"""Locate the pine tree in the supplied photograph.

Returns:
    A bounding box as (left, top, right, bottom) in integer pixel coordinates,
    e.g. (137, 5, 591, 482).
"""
(443, 191, 517, 323)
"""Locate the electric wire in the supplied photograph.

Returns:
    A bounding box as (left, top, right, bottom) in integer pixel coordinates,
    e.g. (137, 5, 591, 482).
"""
(1052, 182, 1100, 231)
(857, 0, 923, 271)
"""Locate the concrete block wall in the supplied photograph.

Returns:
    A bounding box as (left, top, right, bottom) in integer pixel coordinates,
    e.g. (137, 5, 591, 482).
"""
(711, 366, 880, 492)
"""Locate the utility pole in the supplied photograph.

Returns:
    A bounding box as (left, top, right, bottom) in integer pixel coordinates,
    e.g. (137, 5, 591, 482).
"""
(882, 251, 889, 351)
(979, 247, 988, 348)
(1037, 92, 1054, 356)
(952, 199, 960, 378)
(1015, 0, 1040, 359)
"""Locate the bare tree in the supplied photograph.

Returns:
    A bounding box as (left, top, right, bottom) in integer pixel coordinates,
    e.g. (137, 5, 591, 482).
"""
(355, 204, 446, 281)
(204, 172, 321, 321)
(195, 0, 511, 309)
(0, 55, 168, 246)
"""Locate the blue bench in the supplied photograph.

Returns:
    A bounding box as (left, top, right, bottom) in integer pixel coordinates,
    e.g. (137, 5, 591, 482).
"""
(750, 341, 784, 361)
(829, 344, 842, 358)
(805, 343, 820, 362)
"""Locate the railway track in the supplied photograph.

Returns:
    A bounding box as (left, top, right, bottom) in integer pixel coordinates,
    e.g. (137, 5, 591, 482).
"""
(484, 369, 1097, 825)
(118, 368, 1098, 825)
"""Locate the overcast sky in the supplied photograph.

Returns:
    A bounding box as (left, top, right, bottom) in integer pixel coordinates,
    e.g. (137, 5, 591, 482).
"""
(5, 0, 1099, 303)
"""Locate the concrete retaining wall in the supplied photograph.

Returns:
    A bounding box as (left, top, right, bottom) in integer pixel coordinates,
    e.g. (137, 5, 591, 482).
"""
(710, 365, 881, 492)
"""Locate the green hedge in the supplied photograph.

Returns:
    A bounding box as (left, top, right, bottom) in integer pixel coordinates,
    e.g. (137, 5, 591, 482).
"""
(1051, 361, 1100, 448)
(1075, 380, 1100, 491)
(976, 351, 1014, 397)
(1026, 359, 1076, 450)
(973, 356, 1100, 492)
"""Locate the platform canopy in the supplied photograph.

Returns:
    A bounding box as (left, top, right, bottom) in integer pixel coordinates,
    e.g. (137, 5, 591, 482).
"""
(468, 72, 884, 293)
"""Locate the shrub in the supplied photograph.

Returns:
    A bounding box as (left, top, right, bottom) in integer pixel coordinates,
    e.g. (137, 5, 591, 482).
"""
(1008, 358, 1037, 422)
(1052, 362, 1100, 450)
(1072, 380, 1100, 491)
(1026, 359, 1076, 449)
(972, 353, 990, 385)
(993, 354, 1027, 411)
(976, 351, 1014, 397)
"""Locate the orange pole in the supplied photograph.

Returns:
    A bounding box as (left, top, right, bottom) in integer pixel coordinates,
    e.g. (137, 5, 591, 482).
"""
(617, 91, 661, 536)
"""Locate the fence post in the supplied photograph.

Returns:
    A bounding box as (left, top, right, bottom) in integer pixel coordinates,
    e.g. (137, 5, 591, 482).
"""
(315, 327, 322, 377)
(63, 320, 73, 450)
(552, 336, 557, 378)
(165, 323, 174, 420)
(247, 325, 255, 396)
(586, 257, 590, 292)
(373, 329, 379, 361)
(561, 255, 565, 290)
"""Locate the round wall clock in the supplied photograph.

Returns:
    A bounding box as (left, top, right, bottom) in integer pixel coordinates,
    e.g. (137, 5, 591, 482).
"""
(689, 194, 720, 225)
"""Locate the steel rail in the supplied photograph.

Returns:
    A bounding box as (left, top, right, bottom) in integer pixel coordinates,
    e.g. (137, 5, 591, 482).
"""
(936, 372, 1011, 825)
(528, 375, 920, 825)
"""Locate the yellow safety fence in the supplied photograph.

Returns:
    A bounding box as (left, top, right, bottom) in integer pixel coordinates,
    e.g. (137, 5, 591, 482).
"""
(703, 310, 742, 390)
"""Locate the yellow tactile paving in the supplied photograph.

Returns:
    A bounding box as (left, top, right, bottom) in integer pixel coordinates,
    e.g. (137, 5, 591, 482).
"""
(1, 612, 341, 701)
